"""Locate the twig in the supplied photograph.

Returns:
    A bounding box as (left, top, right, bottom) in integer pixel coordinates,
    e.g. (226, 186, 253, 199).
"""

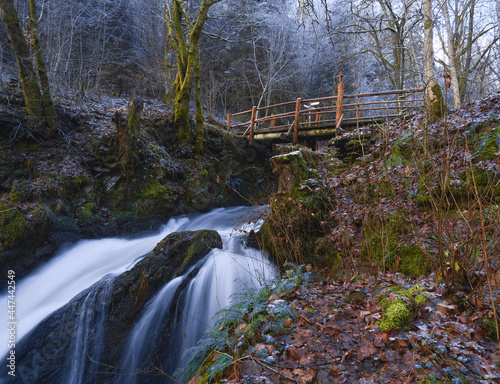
(252, 356, 298, 383)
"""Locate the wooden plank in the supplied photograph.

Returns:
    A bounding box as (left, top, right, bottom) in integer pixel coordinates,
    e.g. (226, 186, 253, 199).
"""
(249, 106, 257, 145)
(255, 110, 295, 122)
(230, 109, 253, 118)
(342, 88, 423, 99)
(231, 121, 251, 129)
(293, 98, 301, 144)
(342, 99, 424, 107)
(302, 95, 337, 103)
(336, 73, 344, 128)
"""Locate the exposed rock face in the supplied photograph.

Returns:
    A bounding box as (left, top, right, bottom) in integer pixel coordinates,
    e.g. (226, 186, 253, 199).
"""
(4, 229, 222, 384)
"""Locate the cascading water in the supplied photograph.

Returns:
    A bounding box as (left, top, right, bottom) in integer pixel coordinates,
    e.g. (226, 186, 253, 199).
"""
(0, 206, 274, 384)
(116, 231, 274, 384)
(67, 276, 114, 384)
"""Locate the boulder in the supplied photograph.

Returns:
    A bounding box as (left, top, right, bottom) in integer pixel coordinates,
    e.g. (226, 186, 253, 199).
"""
(5, 229, 222, 384)
(104, 229, 222, 365)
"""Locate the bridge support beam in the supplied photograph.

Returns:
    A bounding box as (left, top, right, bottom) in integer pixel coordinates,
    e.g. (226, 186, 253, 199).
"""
(249, 106, 257, 146)
(293, 98, 301, 145)
(335, 72, 344, 129)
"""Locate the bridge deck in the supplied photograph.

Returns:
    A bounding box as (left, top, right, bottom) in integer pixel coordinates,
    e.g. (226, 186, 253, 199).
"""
(227, 76, 424, 146)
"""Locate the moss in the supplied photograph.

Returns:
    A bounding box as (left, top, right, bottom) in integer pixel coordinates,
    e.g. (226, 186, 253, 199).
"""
(474, 127, 500, 161)
(429, 83, 446, 119)
(388, 285, 427, 307)
(0, 203, 55, 248)
(181, 242, 203, 269)
(379, 299, 411, 332)
(362, 211, 406, 268)
(459, 166, 500, 200)
(480, 316, 500, 340)
(258, 189, 326, 267)
(397, 245, 431, 278)
(72, 175, 90, 189)
(270, 150, 308, 193)
(376, 182, 396, 199)
(0, 208, 27, 247)
(141, 178, 175, 200)
(10, 180, 37, 203)
(77, 202, 96, 224)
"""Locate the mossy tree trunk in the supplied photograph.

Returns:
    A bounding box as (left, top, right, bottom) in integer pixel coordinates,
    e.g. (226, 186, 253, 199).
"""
(194, 48, 204, 154)
(0, 0, 56, 136)
(165, 0, 220, 145)
(29, 0, 56, 130)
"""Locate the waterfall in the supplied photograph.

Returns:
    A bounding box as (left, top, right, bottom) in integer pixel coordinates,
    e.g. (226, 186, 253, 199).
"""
(67, 276, 114, 384)
(116, 233, 274, 384)
(0, 206, 273, 383)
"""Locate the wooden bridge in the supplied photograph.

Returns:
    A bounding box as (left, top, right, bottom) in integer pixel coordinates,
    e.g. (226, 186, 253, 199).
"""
(227, 73, 424, 146)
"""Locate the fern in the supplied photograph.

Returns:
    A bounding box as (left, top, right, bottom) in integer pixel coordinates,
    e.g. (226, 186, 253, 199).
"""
(177, 263, 317, 382)
(475, 127, 500, 161)
(209, 354, 233, 381)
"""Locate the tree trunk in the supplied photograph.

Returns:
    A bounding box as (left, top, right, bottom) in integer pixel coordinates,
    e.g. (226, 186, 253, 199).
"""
(194, 47, 204, 154)
(166, 0, 219, 144)
(461, 0, 475, 102)
(440, 0, 461, 109)
(29, 0, 57, 131)
(423, 0, 444, 118)
(115, 93, 143, 177)
(0, 0, 56, 136)
(0, 0, 56, 137)
(497, 0, 500, 35)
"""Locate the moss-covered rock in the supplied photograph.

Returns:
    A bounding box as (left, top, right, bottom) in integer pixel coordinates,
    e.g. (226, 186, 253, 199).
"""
(379, 299, 411, 332)
(378, 285, 426, 332)
(269, 150, 308, 193)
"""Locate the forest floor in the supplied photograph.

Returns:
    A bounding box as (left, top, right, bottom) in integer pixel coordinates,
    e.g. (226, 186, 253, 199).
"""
(218, 272, 500, 384)
(189, 92, 500, 384)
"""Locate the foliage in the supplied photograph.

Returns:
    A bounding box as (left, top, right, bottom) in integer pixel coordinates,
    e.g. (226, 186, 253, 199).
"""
(177, 263, 316, 382)
(474, 126, 500, 161)
(480, 316, 500, 341)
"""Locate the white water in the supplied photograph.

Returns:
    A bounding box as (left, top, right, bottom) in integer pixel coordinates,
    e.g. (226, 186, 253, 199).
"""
(0, 206, 269, 361)
(117, 233, 274, 383)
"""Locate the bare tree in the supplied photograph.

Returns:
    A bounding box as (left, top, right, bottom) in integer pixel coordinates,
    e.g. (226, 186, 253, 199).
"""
(423, 0, 443, 117)
(439, 0, 461, 108)
(435, 0, 498, 103)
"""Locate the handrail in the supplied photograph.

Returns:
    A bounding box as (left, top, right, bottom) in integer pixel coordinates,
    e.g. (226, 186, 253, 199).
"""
(226, 74, 424, 144)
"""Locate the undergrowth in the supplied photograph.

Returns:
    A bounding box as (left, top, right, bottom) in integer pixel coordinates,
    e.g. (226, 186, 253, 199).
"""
(176, 263, 318, 383)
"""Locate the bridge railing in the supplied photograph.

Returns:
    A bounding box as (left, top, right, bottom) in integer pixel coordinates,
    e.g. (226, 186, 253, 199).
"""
(227, 79, 424, 145)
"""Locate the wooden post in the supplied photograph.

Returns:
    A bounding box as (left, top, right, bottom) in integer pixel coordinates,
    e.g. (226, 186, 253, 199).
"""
(293, 98, 301, 145)
(249, 106, 257, 146)
(335, 73, 344, 128)
(227, 114, 231, 131)
(270, 113, 276, 128)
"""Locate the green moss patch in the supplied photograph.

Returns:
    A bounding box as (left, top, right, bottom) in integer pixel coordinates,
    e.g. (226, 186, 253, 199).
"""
(378, 285, 426, 332)
(379, 299, 411, 332)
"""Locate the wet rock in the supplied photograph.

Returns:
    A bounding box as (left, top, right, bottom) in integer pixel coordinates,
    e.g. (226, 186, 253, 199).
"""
(4, 229, 222, 384)
(104, 229, 222, 365)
